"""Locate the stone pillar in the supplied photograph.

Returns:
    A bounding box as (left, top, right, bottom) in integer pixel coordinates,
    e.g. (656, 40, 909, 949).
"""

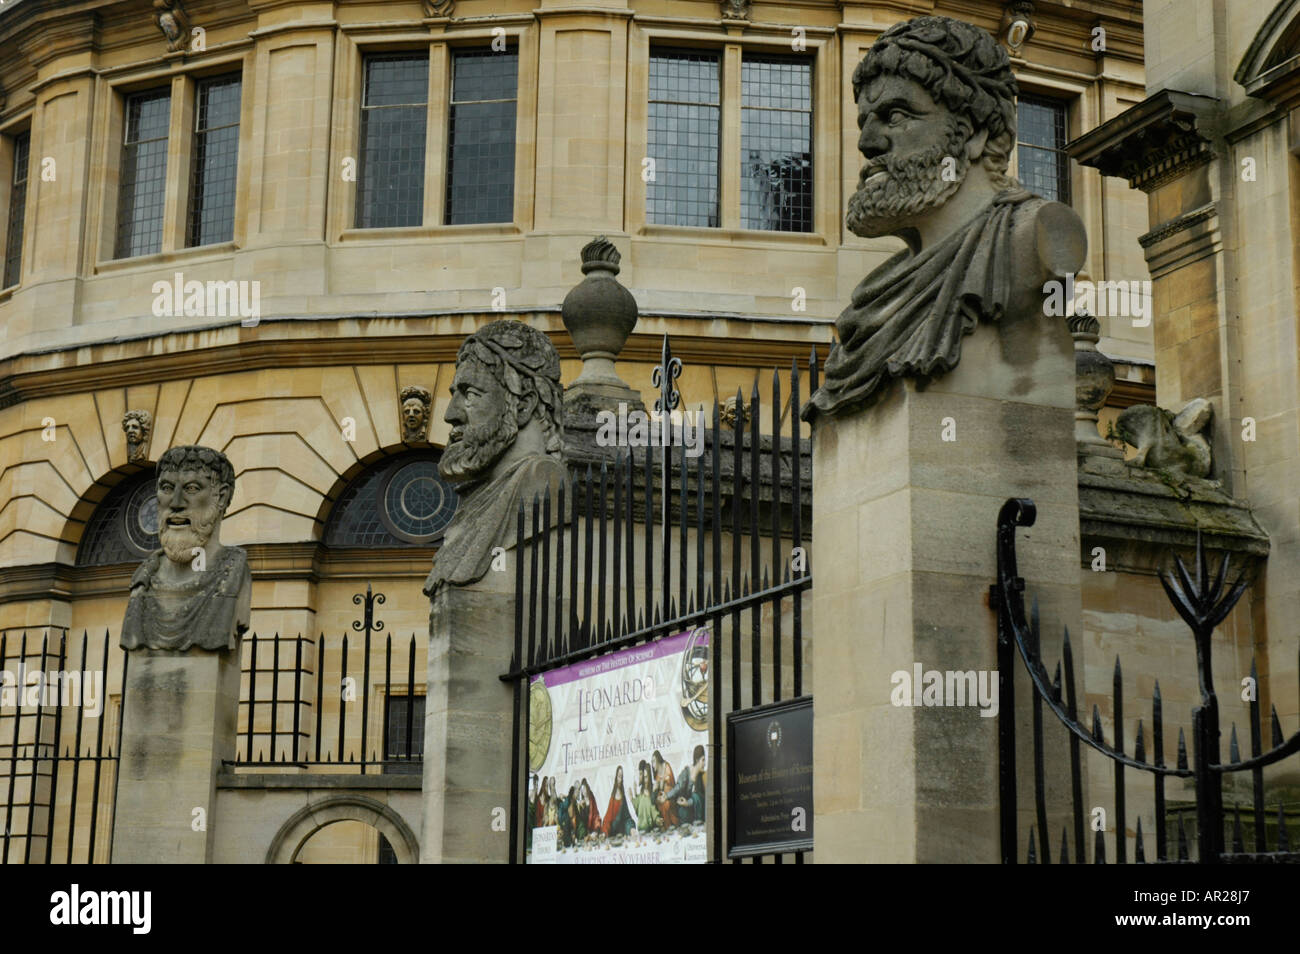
(420, 572, 517, 863)
(112, 649, 242, 863)
(811, 308, 1084, 863)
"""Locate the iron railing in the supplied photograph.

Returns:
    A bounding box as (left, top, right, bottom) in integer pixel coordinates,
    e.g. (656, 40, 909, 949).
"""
(502, 335, 817, 863)
(993, 497, 1300, 863)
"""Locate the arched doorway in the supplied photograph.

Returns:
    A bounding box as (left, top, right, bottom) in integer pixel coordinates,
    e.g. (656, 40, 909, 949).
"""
(265, 794, 419, 864)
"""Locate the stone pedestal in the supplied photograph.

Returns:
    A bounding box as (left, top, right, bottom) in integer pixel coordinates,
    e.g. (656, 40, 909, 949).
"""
(811, 315, 1083, 862)
(112, 648, 242, 863)
(420, 571, 516, 863)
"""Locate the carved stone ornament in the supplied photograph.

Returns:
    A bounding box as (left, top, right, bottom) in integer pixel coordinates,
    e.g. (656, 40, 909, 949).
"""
(423, 320, 567, 593)
(803, 15, 1086, 421)
(121, 445, 250, 652)
(422, 0, 455, 18)
(721, 0, 751, 20)
(1115, 398, 1214, 481)
(122, 409, 154, 464)
(152, 0, 191, 53)
(400, 385, 433, 444)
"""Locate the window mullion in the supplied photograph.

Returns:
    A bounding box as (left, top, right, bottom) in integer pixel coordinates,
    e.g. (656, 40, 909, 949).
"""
(425, 43, 449, 227)
(162, 73, 194, 253)
(720, 44, 742, 231)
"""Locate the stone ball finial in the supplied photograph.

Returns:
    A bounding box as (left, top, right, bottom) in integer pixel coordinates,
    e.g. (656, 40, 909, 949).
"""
(562, 236, 638, 385)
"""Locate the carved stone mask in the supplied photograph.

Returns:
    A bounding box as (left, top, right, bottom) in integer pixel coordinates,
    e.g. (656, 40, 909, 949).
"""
(846, 75, 972, 238)
(402, 398, 427, 434)
(156, 467, 227, 564)
(438, 358, 519, 486)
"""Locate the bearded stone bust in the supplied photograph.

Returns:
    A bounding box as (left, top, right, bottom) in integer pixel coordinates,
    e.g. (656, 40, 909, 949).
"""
(423, 320, 567, 593)
(805, 15, 1086, 420)
(121, 445, 250, 652)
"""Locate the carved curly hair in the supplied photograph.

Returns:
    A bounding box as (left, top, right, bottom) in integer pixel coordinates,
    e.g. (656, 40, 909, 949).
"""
(157, 445, 237, 512)
(457, 320, 564, 456)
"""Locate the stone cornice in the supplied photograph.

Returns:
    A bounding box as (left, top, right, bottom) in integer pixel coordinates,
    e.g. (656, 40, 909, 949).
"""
(1067, 89, 1220, 193)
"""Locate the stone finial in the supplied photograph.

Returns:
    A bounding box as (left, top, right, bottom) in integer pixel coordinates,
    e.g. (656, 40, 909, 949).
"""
(1116, 398, 1214, 481)
(121, 444, 249, 652)
(1070, 314, 1122, 461)
(400, 384, 433, 444)
(122, 409, 154, 464)
(152, 0, 190, 52)
(721, 0, 751, 20)
(561, 236, 641, 402)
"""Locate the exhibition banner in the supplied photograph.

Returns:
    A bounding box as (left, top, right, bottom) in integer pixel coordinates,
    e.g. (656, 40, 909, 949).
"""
(526, 627, 710, 864)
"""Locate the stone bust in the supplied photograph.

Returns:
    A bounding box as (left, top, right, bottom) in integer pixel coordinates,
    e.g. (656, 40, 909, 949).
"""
(400, 385, 432, 443)
(121, 445, 250, 652)
(122, 409, 153, 463)
(805, 15, 1086, 420)
(423, 320, 567, 593)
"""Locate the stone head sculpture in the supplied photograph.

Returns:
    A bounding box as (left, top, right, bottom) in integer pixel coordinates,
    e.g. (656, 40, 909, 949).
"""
(846, 15, 1018, 245)
(439, 320, 563, 489)
(805, 14, 1085, 420)
(122, 444, 249, 652)
(122, 409, 153, 463)
(400, 385, 432, 443)
(425, 319, 567, 593)
(155, 444, 235, 567)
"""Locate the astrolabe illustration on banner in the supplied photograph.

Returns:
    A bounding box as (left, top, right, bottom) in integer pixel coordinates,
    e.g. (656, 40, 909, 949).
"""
(679, 626, 709, 731)
(529, 678, 552, 772)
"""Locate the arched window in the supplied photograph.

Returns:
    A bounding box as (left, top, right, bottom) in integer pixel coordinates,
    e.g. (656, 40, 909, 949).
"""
(324, 451, 458, 547)
(77, 471, 159, 566)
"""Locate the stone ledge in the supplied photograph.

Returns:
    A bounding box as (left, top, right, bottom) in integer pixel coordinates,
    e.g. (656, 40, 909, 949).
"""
(217, 772, 423, 789)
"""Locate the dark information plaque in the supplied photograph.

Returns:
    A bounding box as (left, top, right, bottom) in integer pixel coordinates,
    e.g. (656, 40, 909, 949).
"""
(726, 696, 813, 857)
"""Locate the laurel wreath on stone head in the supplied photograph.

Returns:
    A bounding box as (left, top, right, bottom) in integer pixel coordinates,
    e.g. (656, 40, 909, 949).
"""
(156, 445, 237, 511)
(459, 320, 564, 454)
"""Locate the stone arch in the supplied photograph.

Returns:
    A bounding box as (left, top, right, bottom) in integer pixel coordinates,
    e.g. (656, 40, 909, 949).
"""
(265, 794, 420, 864)
(1235, 0, 1300, 100)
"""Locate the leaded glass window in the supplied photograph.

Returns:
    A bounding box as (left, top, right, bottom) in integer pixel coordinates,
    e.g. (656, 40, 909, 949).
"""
(1017, 95, 1071, 205)
(77, 473, 160, 566)
(446, 47, 518, 225)
(115, 89, 171, 258)
(384, 694, 425, 775)
(3, 130, 29, 288)
(647, 50, 720, 228)
(741, 54, 813, 232)
(188, 73, 242, 247)
(324, 453, 458, 547)
(356, 53, 429, 229)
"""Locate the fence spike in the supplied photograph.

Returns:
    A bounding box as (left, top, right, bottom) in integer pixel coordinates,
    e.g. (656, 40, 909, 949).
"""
(1027, 828, 1037, 864)
(1134, 720, 1145, 763)
(1271, 705, 1284, 748)
(1051, 661, 1062, 703)
(1177, 814, 1189, 860)
(1229, 723, 1240, 764)
(1091, 705, 1104, 744)
(1176, 727, 1189, 771)
(1094, 826, 1105, 864)
(1059, 826, 1070, 865)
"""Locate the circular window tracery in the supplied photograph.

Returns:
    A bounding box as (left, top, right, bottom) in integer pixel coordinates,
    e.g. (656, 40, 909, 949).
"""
(324, 452, 458, 548)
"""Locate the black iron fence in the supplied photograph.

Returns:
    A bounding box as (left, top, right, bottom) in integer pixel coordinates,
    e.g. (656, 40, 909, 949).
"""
(231, 586, 424, 774)
(0, 629, 124, 864)
(502, 336, 817, 863)
(993, 497, 1300, 863)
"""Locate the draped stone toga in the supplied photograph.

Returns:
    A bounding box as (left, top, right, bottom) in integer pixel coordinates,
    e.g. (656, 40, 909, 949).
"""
(805, 188, 1040, 420)
(121, 546, 250, 652)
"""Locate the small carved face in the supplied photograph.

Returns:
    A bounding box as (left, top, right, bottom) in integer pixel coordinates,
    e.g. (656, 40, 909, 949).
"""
(402, 398, 427, 433)
(438, 360, 519, 485)
(846, 74, 971, 237)
(156, 467, 228, 563)
(124, 419, 144, 444)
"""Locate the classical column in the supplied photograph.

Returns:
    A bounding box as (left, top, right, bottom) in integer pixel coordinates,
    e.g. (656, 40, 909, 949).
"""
(112, 446, 250, 864)
(805, 15, 1085, 862)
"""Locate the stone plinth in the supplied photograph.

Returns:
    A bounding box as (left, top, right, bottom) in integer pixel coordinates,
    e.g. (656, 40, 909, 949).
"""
(811, 314, 1083, 863)
(420, 568, 517, 864)
(112, 648, 242, 863)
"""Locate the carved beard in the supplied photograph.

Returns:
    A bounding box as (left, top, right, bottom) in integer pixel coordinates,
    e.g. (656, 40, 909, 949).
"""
(846, 119, 971, 238)
(159, 499, 221, 565)
(438, 414, 519, 487)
